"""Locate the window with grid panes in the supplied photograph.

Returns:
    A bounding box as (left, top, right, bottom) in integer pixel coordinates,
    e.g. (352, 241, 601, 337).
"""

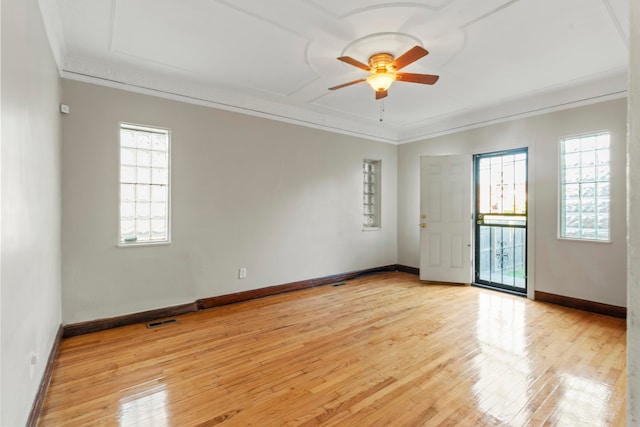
(119, 124, 170, 244)
(363, 159, 381, 229)
(559, 132, 610, 241)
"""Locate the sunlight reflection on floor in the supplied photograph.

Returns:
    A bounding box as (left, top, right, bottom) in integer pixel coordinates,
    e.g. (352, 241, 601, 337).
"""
(473, 292, 531, 425)
(119, 383, 169, 427)
(551, 374, 613, 426)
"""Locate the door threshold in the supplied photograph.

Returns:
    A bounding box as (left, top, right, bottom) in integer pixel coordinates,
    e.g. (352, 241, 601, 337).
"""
(472, 282, 527, 297)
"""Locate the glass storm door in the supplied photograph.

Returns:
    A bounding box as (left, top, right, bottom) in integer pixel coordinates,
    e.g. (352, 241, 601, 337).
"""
(474, 149, 528, 294)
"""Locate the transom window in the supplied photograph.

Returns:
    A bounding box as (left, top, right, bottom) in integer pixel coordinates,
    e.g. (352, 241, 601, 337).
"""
(559, 132, 610, 241)
(119, 124, 170, 245)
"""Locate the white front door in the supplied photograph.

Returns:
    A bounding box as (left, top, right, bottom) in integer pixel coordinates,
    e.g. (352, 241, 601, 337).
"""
(419, 155, 472, 283)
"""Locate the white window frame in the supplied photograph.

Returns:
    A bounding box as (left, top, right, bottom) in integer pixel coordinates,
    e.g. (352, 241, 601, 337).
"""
(558, 131, 610, 242)
(363, 159, 381, 230)
(119, 123, 171, 246)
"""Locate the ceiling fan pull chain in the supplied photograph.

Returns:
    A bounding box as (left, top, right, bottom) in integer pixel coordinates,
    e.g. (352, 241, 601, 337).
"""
(379, 99, 385, 122)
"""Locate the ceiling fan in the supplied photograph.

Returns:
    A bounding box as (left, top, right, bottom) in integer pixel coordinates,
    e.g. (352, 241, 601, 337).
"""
(328, 45, 439, 100)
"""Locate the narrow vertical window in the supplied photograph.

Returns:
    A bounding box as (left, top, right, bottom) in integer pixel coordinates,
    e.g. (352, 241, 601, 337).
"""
(363, 159, 381, 229)
(119, 124, 170, 245)
(560, 132, 610, 241)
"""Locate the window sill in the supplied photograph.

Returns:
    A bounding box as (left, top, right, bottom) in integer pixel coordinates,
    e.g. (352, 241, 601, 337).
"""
(362, 227, 381, 232)
(557, 236, 611, 244)
(118, 240, 171, 248)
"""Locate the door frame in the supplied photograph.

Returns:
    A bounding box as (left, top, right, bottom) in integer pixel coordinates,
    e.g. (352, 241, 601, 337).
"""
(416, 146, 536, 300)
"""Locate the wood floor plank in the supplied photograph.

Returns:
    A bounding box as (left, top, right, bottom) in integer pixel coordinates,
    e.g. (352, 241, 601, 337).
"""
(39, 272, 626, 426)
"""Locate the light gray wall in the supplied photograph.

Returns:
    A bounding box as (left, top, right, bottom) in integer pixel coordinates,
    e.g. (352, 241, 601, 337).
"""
(398, 98, 627, 307)
(0, 0, 62, 425)
(628, 0, 639, 423)
(61, 80, 397, 324)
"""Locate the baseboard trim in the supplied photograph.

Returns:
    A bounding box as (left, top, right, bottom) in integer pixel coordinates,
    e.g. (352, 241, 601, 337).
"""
(196, 265, 398, 310)
(63, 302, 198, 338)
(63, 265, 404, 337)
(26, 325, 63, 427)
(396, 265, 419, 275)
(61, 268, 627, 338)
(535, 291, 627, 319)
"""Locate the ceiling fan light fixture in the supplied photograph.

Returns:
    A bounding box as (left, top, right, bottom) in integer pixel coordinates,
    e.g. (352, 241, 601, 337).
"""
(329, 46, 438, 99)
(366, 72, 395, 92)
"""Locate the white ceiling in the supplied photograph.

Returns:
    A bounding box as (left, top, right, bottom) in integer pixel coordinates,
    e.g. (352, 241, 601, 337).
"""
(39, 0, 629, 144)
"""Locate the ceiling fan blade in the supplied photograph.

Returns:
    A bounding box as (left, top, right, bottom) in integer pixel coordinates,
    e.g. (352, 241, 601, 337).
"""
(396, 72, 439, 85)
(375, 89, 388, 100)
(328, 79, 367, 90)
(391, 46, 429, 70)
(337, 56, 370, 71)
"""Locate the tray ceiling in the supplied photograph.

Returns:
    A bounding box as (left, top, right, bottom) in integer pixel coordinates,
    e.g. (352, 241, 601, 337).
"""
(40, 0, 629, 143)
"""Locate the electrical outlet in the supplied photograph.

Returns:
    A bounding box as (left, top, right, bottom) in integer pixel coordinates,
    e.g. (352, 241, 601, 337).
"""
(28, 352, 39, 379)
(238, 267, 247, 279)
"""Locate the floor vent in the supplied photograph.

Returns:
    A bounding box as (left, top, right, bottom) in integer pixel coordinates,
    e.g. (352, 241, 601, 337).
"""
(332, 282, 346, 287)
(146, 318, 178, 329)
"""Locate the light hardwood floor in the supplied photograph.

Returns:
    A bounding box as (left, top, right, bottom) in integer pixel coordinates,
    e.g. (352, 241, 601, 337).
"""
(39, 272, 626, 426)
